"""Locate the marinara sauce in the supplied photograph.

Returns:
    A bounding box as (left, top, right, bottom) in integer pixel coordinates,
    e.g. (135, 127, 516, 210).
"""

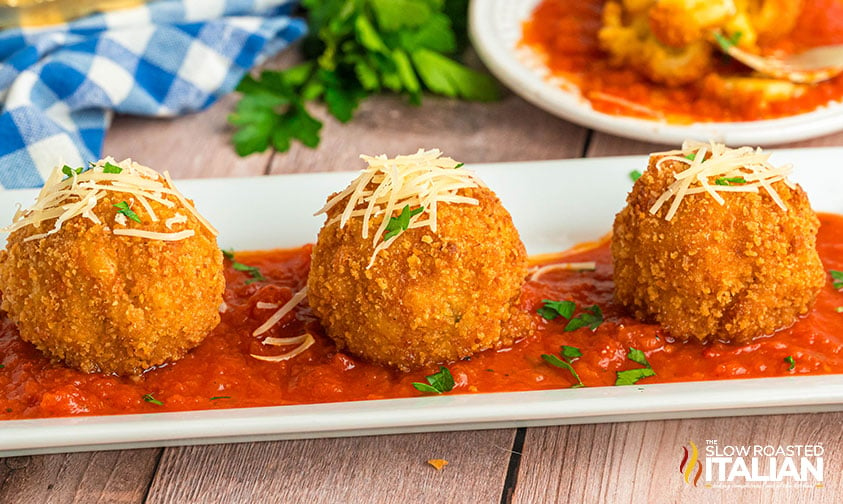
(520, 0, 843, 122)
(2, 215, 843, 420)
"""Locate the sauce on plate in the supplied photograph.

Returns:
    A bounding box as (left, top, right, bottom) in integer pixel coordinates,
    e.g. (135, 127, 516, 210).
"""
(2, 215, 843, 420)
(520, 0, 843, 122)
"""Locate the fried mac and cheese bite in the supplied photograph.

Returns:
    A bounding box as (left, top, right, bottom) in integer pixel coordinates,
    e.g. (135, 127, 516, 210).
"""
(612, 142, 824, 343)
(0, 158, 224, 375)
(307, 149, 532, 371)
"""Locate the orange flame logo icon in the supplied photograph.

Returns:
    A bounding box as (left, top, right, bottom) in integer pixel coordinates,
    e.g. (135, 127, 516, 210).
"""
(679, 441, 703, 486)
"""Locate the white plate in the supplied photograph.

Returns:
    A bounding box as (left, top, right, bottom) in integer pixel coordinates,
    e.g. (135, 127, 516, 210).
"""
(469, 0, 843, 146)
(2, 149, 843, 456)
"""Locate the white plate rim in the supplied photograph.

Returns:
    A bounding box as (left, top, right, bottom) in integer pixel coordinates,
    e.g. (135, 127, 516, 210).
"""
(469, 0, 843, 146)
(2, 148, 843, 456)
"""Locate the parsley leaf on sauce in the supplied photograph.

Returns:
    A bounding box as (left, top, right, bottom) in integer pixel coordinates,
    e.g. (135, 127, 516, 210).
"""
(537, 299, 576, 321)
(830, 270, 843, 289)
(564, 305, 603, 332)
(784, 355, 796, 371)
(615, 368, 656, 386)
(412, 366, 455, 394)
(223, 249, 266, 284)
(542, 345, 585, 388)
(615, 347, 656, 386)
(384, 205, 424, 240)
(629, 170, 642, 182)
(143, 393, 163, 406)
(210, 396, 232, 401)
(113, 201, 141, 223)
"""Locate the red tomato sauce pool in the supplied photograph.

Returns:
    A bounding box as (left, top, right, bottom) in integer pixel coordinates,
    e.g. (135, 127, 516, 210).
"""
(2, 215, 843, 420)
(520, 0, 843, 122)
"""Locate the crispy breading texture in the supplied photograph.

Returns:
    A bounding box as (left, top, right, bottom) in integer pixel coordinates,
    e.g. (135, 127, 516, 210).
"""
(0, 189, 224, 375)
(308, 187, 533, 371)
(612, 155, 825, 343)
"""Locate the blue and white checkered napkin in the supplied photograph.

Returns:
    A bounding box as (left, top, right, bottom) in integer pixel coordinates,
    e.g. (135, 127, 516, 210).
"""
(0, 0, 306, 189)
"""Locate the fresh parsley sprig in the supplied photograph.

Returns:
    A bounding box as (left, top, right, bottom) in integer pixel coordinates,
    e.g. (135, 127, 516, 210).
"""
(413, 366, 455, 394)
(615, 348, 656, 386)
(229, 0, 499, 156)
(542, 345, 585, 388)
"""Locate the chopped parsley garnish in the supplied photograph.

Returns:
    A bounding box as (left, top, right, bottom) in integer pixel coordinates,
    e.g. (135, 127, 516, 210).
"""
(784, 356, 796, 371)
(542, 345, 584, 388)
(142, 393, 163, 406)
(61, 165, 84, 177)
(629, 170, 642, 182)
(830, 270, 843, 290)
(0, 364, 4, 369)
(384, 205, 424, 240)
(412, 366, 455, 394)
(564, 305, 603, 332)
(455, 163, 465, 169)
(715, 176, 746, 186)
(685, 153, 696, 161)
(615, 347, 656, 386)
(113, 201, 141, 223)
(223, 249, 266, 284)
(537, 299, 576, 321)
(538, 301, 604, 331)
(615, 368, 656, 386)
(714, 31, 743, 52)
(210, 396, 232, 401)
(561, 345, 582, 360)
(103, 162, 123, 174)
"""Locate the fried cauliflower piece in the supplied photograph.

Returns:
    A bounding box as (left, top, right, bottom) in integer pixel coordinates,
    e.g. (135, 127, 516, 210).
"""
(307, 150, 532, 371)
(600, 1, 714, 86)
(600, 0, 803, 86)
(612, 142, 825, 343)
(649, 0, 736, 48)
(0, 159, 224, 375)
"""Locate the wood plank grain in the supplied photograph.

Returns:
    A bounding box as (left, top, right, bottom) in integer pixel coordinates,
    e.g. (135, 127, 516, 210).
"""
(103, 95, 272, 179)
(268, 93, 589, 174)
(145, 430, 516, 504)
(513, 413, 841, 504)
(0, 449, 160, 504)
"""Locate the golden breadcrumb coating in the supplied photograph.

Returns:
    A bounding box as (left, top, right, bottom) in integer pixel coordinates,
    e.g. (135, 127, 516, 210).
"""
(0, 176, 224, 375)
(612, 154, 824, 343)
(308, 186, 533, 371)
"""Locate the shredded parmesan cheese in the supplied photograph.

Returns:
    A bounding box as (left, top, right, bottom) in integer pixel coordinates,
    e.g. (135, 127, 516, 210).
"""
(648, 141, 794, 221)
(255, 301, 279, 310)
(165, 212, 187, 229)
(2, 158, 216, 242)
(253, 286, 309, 337)
(250, 333, 315, 362)
(529, 262, 597, 281)
(315, 149, 484, 268)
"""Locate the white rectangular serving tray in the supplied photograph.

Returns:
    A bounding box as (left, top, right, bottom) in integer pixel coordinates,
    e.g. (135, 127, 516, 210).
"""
(2, 148, 843, 456)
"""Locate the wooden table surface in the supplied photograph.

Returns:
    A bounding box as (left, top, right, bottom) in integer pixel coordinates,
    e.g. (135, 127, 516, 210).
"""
(3, 51, 843, 503)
